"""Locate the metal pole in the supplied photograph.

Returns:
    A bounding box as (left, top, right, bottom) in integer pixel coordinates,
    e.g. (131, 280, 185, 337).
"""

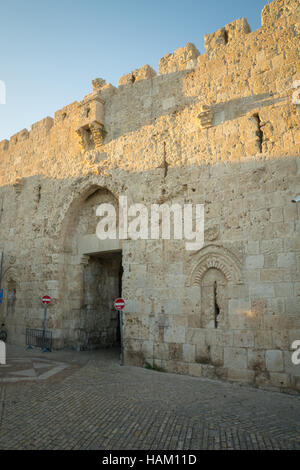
(42, 304, 47, 352)
(120, 310, 124, 366)
(0, 251, 3, 287)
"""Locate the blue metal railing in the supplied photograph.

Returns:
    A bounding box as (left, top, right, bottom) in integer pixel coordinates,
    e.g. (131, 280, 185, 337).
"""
(26, 328, 52, 352)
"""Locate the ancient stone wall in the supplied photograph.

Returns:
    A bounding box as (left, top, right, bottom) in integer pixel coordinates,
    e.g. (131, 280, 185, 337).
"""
(0, 0, 299, 391)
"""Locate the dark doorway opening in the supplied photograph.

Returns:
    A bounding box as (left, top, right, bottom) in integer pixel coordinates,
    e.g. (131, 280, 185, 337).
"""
(82, 250, 123, 350)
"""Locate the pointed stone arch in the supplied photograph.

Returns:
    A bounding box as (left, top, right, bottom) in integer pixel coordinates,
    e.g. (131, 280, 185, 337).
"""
(188, 244, 243, 286)
(2, 265, 18, 283)
(50, 175, 126, 349)
(50, 174, 127, 252)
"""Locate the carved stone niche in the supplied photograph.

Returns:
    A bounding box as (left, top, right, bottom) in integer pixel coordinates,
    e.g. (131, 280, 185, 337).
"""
(197, 104, 214, 129)
(76, 93, 106, 151)
(188, 245, 243, 330)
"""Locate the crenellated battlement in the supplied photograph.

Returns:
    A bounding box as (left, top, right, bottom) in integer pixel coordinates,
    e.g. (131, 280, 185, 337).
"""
(0, 0, 299, 163)
(158, 43, 200, 75)
(119, 65, 156, 86)
(204, 17, 251, 58)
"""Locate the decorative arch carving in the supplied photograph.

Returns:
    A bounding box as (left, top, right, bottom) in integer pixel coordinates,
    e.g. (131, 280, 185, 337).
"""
(2, 266, 18, 283)
(50, 174, 128, 252)
(188, 244, 243, 286)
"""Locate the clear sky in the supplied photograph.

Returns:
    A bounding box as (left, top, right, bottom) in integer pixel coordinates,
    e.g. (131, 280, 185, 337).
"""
(0, 0, 270, 141)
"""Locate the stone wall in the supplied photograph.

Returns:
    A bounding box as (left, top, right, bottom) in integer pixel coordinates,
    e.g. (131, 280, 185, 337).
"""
(0, 0, 299, 392)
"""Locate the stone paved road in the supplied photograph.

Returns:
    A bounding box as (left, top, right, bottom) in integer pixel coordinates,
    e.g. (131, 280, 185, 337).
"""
(0, 345, 299, 450)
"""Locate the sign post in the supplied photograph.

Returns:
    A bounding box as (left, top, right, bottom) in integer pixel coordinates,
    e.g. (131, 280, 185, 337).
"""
(114, 298, 125, 366)
(0, 251, 3, 287)
(0, 252, 3, 306)
(41, 295, 51, 352)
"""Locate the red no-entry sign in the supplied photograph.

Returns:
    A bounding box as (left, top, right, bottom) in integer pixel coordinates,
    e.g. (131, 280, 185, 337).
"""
(114, 298, 125, 310)
(42, 295, 51, 305)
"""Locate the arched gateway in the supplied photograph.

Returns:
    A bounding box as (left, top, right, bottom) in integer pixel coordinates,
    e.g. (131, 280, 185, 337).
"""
(56, 182, 124, 350)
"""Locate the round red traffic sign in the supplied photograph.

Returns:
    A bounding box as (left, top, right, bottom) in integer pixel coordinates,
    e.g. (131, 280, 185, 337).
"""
(114, 298, 125, 310)
(42, 295, 51, 305)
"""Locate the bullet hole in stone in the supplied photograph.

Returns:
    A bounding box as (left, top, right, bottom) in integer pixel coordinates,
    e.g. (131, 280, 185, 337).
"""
(37, 185, 41, 204)
(253, 113, 263, 153)
(163, 142, 168, 178)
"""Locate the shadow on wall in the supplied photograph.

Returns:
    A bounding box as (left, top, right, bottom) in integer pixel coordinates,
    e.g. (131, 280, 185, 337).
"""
(0, 153, 298, 352)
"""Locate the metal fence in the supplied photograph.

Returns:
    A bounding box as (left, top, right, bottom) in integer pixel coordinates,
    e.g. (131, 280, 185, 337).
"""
(26, 328, 52, 351)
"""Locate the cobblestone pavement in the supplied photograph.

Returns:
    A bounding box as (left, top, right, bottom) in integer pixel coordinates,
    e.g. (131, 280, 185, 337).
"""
(0, 345, 299, 450)
(0, 357, 69, 383)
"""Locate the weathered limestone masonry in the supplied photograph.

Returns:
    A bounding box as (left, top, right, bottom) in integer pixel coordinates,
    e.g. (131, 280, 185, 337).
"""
(0, 0, 299, 391)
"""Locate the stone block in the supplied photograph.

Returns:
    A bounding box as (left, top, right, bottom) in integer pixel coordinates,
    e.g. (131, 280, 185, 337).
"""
(228, 299, 251, 315)
(285, 298, 300, 315)
(183, 343, 195, 362)
(186, 328, 206, 345)
(164, 325, 185, 344)
(228, 316, 248, 331)
(189, 363, 203, 377)
(224, 347, 247, 369)
(187, 314, 202, 328)
(233, 330, 254, 348)
(260, 238, 284, 254)
(165, 360, 189, 375)
(272, 330, 290, 349)
(245, 255, 264, 270)
(153, 342, 169, 361)
(246, 240, 260, 255)
(248, 349, 266, 371)
(201, 365, 216, 379)
(168, 343, 183, 361)
(162, 299, 182, 315)
(210, 346, 224, 366)
(266, 349, 284, 372)
(269, 372, 290, 388)
(277, 253, 296, 268)
(141, 340, 154, 357)
(249, 283, 275, 298)
(227, 368, 255, 383)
